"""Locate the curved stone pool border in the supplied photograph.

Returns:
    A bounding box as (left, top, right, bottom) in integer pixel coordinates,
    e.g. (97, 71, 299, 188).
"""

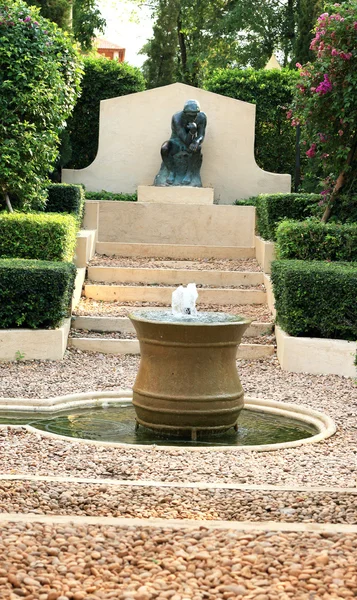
(0, 390, 336, 452)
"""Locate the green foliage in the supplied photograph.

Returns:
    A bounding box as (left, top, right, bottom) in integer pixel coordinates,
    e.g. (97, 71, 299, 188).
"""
(253, 193, 321, 240)
(46, 184, 85, 223)
(233, 198, 257, 206)
(289, 1, 357, 220)
(222, 0, 295, 69)
(294, 0, 323, 65)
(0, 259, 76, 328)
(84, 190, 137, 201)
(205, 69, 299, 179)
(23, 0, 71, 29)
(23, 0, 106, 51)
(0, 213, 77, 262)
(141, 0, 233, 88)
(276, 219, 357, 261)
(271, 259, 357, 340)
(0, 0, 82, 211)
(65, 57, 145, 170)
(72, 0, 106, 51)
(140, 0, 315, 85)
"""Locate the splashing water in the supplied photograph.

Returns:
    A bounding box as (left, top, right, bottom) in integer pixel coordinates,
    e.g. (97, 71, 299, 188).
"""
(171, 283, 198, 317)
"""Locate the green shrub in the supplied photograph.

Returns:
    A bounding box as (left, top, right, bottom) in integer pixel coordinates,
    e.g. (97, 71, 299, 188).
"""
(65, 57, 145, 170)
(46, 184, 85, 223)
(84, 190, 137, 201)
(0, 259, 76, 328)
(254, 193, 321, 241)
(233, 198, 257, 206)
(0, 213, 77, 262)
(204, 69, 299, 180)
(271, 259, 357, 340)
(276, 220, 357, 262)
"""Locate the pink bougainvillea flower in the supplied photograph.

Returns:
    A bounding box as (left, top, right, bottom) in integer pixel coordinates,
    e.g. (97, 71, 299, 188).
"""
(316, 74, 333, 95)
(306, 143, 317, 158)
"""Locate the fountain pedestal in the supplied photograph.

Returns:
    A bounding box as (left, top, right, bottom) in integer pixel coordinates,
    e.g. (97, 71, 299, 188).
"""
(129, 311, 250, 439)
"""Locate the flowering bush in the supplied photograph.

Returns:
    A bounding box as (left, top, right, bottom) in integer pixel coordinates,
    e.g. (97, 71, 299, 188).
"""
(288, 1, 357, 222)
(0, 0, 82, 211)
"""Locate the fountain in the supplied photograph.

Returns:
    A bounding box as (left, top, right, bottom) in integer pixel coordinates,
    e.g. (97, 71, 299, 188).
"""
(129, 284, 251, 440)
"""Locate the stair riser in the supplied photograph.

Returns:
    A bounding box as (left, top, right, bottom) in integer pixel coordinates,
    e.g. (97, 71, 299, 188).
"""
(95, 243, 256, 260)
(84, 286, 267, 306)
(68, 337, 275, 359)
(72, 316, 273, 338)
(87, 267, 263, 287)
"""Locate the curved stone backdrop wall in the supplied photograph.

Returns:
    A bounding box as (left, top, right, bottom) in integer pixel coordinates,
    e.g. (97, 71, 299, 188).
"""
(62, 83, 291, 204)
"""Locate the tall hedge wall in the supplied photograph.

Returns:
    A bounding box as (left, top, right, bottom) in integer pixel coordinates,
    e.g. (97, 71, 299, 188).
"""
(271, 259, 357, 340)
(204, 69, 299, 179)
(65, 57, 145, 170)
(0, 259, 76, 328)
(0, 213, 77, 262)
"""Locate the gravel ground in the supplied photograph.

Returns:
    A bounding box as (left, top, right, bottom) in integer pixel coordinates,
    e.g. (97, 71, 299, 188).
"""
(68, 331, 276, 345)
(69, 330, 138, 340)
(73, 300, 273, 322)
(90, 255, 262, 272)
(85, 281, 265, 290)
(0, 481, 356, 524)
(0, 354, 356, 487)
(0, 523, 356, 600)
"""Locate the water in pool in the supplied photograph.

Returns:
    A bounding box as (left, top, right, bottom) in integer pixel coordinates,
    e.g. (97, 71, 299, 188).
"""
(0, 403, 318, 447)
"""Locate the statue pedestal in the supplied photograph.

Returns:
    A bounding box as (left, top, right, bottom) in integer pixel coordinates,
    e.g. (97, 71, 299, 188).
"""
(137, 185, 214, 205)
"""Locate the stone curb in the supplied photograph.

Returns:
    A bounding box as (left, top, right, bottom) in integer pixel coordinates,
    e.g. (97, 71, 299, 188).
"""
(0, 474, 355, 494)
(1, 513, 357, 534)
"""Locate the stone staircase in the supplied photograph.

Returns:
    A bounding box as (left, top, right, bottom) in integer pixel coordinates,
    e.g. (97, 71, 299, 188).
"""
(70, 249, 275, 359)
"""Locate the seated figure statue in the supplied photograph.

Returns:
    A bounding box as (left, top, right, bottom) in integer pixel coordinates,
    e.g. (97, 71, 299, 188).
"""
(154, 99, 207, 187)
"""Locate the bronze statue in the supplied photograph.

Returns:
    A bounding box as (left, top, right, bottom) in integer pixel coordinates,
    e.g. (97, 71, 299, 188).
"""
(154, 99, 207, 187)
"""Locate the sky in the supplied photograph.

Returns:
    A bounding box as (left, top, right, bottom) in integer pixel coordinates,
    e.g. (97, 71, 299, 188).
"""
(98, 0, 153, 67)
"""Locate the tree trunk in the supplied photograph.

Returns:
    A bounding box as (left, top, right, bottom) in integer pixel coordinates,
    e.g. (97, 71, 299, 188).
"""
(321, 138, 357, 223)
(5, 192, 13, 213)
(177, 12, 188, 81)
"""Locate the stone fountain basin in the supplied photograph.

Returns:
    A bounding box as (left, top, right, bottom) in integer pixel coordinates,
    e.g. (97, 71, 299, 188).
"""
(129, 310, 251, 437)
(0, 391, 336, 451)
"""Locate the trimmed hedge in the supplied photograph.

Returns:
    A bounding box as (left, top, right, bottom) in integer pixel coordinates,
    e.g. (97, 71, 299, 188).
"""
(234, 198, 257, 207)
(46, 184, 85, 223)
(65, 57, 145, 170)
(0, 213, 77, 262)
(276, 220, 357, 262)
(0, 259, 76, 328)
(254, 193, 321, 241)
(85, 190, 137, 201)
(271, 259, 357, 340)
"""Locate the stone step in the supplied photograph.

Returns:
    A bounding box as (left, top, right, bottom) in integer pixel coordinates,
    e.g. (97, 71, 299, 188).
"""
(68, 336, 275, 359)
(83, 284, 267, 305)
(71, 315, 273, 338)
(95, 242, 256, 260)
(87, 266, 264, 287)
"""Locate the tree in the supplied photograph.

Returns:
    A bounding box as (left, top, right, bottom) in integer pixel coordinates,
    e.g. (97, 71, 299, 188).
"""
(140, 0, 233, 88)
(289, 0, 357, 222)
(72, 0, 106, 51)
(0, 0, 82, 211)
(23, 0, 105, 50)
(294, 0, 323, 65)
